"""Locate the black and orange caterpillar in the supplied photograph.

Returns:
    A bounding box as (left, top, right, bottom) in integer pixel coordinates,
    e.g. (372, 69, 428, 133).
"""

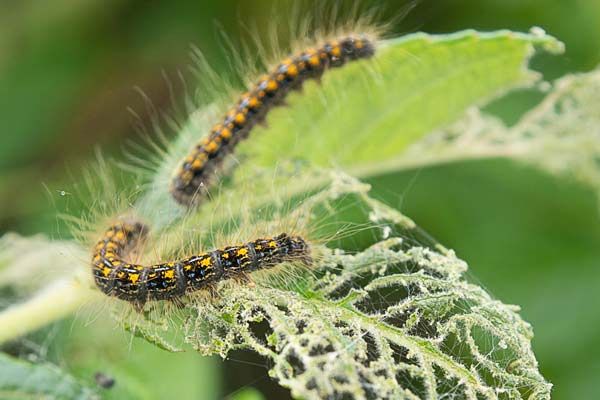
(92, 222, 310, 309)
(92, 35, 376, 308)
(170, 35, 376, 206)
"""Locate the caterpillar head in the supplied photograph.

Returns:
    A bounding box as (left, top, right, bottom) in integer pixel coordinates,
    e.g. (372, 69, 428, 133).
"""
(340, 35, 376, 60)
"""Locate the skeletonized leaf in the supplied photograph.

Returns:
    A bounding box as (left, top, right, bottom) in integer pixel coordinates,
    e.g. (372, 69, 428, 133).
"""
(178, 176, 550, 400)
(401, 65, 600, 203)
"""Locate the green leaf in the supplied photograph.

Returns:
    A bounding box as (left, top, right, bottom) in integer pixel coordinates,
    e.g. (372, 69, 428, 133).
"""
(0, 29, 566, 399)
(240, 29, 563, 176)
(124, 174, 552, 399)
(140, 29, 563, 228)
(0, 233, 85, 292)
(123, 322, 183, 353)
(401, 65, 600, 204)
(0, 233, 95, 345)
(504, 66, 600, 197)
(178, 183, 551, 399)
(230, 388, 266, 400)
(0, 352, 97, 400)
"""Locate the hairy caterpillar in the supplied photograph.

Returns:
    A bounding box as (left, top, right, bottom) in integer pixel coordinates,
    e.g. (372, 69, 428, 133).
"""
(91, 30, 377, 307)
(91, 221, 311, 310)
(170, 35, 376, 206)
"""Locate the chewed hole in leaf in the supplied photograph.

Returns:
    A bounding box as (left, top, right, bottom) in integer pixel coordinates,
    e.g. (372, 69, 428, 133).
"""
(156, 181, 551, 399)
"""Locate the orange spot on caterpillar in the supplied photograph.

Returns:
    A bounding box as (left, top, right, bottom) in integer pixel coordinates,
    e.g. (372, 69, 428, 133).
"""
(247, 97, 260, 109)
(200, 258, 212, 267)
(234, 112, 246, 125)
(191, 159, 204, 170)
(220, 127, 232, 139)
(163, 270, 175, 280)
(204, 141, 219, 154)
(265, 79, 278, 92)
(286, 63, 299, 78)
(170, 35, 376, 206)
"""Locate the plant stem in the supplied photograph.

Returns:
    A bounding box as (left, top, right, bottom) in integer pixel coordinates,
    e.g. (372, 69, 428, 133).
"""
(0, 279, 96, 344)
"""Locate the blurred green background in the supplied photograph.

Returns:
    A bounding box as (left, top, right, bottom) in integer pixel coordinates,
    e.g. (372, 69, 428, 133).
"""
(1, 0, 599, 399)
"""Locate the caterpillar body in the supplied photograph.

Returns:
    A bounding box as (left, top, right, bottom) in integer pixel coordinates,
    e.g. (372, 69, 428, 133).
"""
(91, 34, 374, 307)
(170, 35, 376, 206)
(92, 222, 311, 309)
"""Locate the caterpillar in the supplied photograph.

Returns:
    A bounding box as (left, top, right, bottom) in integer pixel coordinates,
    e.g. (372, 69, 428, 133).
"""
(91, 34, 374, 307)
(91, 221, 311, 310)
(170, 35, 376, 206)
